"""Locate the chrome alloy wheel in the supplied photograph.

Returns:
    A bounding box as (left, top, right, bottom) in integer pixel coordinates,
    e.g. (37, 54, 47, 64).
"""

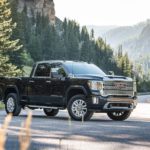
(71, 99, 87, 117)
(7, 97, 15, 113)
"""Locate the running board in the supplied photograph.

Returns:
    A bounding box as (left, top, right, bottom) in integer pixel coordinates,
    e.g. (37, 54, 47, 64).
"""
(27, 105, 62, 109)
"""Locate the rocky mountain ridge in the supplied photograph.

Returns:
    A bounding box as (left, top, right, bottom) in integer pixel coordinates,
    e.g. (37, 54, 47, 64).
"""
(17, 0, 55, 24)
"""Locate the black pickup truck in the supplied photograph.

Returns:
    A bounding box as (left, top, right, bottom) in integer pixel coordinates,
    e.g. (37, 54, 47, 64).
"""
(0, 60, 137, 121)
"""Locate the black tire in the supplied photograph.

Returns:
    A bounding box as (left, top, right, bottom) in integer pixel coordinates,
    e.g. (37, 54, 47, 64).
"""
(107, 110, 132, 121)
(43, 108, 59, 117)
(67, 95, 93, 121)
(5, 93, 21, 116)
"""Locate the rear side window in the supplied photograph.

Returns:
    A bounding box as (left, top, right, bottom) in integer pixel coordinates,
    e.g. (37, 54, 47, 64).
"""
(34, 63, 50, 77)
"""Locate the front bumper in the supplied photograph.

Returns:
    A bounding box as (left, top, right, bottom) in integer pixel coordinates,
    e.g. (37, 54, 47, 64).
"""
(87, 95, 137, 112)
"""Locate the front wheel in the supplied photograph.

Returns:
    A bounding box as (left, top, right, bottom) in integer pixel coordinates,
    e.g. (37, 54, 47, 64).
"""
(67, 95, 93, 121)
(107, 111, 132, 121)
(5, 93, 21, 116)
(43, 108, 59, 117)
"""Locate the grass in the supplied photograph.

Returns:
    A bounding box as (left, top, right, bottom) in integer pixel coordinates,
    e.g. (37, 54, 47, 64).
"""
(0, 112, 32, 150)
(0, 102, 4, 110)
(19, 111, 32, 150)
(0, 114, 12, 150)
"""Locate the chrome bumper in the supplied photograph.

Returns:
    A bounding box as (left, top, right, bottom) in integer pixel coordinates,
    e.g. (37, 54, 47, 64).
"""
(103, 97, 137, 111)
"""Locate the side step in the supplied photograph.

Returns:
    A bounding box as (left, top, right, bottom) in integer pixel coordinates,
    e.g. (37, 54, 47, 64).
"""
(27, 105, 63, 109)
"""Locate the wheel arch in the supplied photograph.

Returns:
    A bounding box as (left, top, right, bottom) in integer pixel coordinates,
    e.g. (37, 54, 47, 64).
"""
(65, 86, 88, 105)
(4, 86, 20, 102)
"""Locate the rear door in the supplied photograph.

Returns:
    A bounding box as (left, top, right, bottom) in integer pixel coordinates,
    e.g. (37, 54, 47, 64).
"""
(28, 63, 52, 105)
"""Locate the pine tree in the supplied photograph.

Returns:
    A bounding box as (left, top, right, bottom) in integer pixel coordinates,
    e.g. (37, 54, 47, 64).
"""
(28, 34, 42, 61)
(63, 20, 80, 60)
(115, 47, 132, 77)
(90, 29, 95, 40)
(80, 26, 90, 61)
(123, 53, 132, 76)
(0, 0, 22, 76)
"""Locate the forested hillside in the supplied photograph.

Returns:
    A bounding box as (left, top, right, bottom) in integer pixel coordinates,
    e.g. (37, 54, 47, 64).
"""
(90, 20, 150, 61)
(1, 0, 149, 92)
(89, 19, 150, 82)
(9, 0, 132, 76)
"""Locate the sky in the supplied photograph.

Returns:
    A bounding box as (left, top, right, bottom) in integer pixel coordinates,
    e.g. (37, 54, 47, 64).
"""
(54, 0, 150, 26)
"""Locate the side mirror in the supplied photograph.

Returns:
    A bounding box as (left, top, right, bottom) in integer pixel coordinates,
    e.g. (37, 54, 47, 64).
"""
(108, 71, 114, 76)
(51, 71, 63, 79)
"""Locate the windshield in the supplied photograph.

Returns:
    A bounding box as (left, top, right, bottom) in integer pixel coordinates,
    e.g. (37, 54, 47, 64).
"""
(64, 62, 106, 76)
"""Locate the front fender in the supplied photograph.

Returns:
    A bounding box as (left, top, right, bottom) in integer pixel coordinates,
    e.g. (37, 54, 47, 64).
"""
(65, 85, 89, 105)
(66, 86, 88, 96)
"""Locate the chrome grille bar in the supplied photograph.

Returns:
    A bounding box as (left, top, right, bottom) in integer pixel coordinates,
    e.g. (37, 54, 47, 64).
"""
(102, 81, 134, 97)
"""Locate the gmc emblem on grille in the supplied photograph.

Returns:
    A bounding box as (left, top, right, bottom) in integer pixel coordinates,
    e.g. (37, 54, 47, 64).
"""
(114, 82, 127, 89)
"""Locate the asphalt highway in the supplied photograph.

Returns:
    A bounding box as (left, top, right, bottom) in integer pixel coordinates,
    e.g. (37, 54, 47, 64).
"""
(0, 96, 150, 150)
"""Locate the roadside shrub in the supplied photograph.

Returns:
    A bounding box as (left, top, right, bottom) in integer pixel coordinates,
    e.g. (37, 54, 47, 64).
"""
(137, 80, 150, 92)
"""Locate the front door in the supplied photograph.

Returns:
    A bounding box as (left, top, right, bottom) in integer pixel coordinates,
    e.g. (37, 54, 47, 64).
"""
(48, 63, 67, 107)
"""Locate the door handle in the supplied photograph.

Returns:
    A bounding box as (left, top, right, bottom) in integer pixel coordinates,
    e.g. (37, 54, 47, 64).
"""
(46, 80, 51, 83)
(29, 80, 34, 83)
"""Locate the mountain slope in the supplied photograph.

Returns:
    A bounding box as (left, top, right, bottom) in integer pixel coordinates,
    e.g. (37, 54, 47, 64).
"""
(102, 21, 147, 48)
(97, 20, 150, 60)
(121, 22, 150, 59)
(87, 25, 117, 38)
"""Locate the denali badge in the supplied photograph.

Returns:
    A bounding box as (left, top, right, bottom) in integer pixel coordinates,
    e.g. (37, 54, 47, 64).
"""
(114, 82, 127, 89)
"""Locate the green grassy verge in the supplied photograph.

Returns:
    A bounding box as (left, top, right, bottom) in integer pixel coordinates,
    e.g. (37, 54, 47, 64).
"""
(0, 102, 4, 110)
(23, 66, 32, 77)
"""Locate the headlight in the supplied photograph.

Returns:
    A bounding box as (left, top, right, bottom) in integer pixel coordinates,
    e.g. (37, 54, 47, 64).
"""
(88, 81, 103, 91)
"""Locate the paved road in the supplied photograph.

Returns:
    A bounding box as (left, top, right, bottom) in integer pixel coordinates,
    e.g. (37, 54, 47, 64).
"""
(0, 97, 150, 150)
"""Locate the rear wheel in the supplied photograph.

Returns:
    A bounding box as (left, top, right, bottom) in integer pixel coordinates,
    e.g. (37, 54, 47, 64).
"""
(107, 111, 132, 121)
(43, 108, 59, 117)
(67, 95, 93, 121)
(5, 93, 21, 116)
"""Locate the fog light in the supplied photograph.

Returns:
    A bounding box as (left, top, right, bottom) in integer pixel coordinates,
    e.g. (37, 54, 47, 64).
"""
(92, 97, 99, 104)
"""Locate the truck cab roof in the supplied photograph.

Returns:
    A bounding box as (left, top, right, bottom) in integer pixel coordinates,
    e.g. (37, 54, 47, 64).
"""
(35, 60, 88, 65)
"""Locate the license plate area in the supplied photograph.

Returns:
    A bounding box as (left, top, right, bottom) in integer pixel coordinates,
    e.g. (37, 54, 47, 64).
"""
(108, 103, 131, 108)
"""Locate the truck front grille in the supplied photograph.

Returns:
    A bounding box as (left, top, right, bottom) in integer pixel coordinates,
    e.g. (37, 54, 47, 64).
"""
(102, 81, 134, 97)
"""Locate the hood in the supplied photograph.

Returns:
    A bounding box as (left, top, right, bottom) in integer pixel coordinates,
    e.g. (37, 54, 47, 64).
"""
(103, 75, 133, 82)
(73, 74, 133, 81)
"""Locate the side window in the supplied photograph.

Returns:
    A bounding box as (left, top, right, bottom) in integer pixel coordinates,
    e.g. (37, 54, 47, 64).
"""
(34, 63, 50, 77)
(50, 64, 67, 79)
